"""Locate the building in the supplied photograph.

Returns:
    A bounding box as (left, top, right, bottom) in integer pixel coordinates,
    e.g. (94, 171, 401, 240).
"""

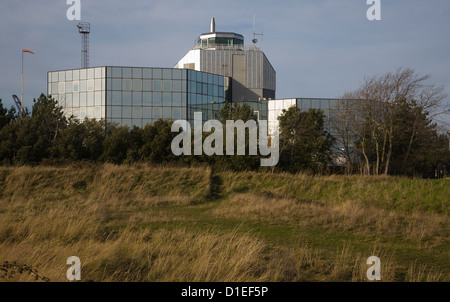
(48, 18, 342, 140)
(48, 67, 230, 127)
(175, 18, 276, 102)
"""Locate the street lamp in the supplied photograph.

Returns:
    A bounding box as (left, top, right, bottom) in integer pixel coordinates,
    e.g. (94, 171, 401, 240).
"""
(21, 49, 35, 117)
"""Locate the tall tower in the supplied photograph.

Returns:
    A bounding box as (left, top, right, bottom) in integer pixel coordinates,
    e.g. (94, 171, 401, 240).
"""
(175, 18, 276, 102)
(77, 22, 90, 69)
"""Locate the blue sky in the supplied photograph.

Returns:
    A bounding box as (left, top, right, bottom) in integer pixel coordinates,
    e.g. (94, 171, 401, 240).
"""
(1, 0, 449, 127)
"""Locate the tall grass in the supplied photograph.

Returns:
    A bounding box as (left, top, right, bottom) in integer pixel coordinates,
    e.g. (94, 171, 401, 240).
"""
(0, 164, 448, 282)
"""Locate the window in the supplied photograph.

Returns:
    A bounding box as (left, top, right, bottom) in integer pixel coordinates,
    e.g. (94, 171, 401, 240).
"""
(172, 69, 182, 80)
(58, 82, 65, 94)
(143, 92, 152, 105)
(143, 107, 152, 118)
(122, 68, 132, 78)
(163, 80, 171, 91)
(172, 80, 182, 92)
(94, 107, 101, 118)
(143, 80, 152, 91)
(95, 91, 102, 106)
(112, 106, 122, 118)
(73, 70, 79, 81)
(133, 92, 142, 106)
(123, 92, 132, 105)
(163, 93, 171, 106)
(66, 82, 73, 93)
(66, 70, 73, 81)
(189, 93, 197, 105)
(172, 93, 182, 106)
(80, 80, 87, 92)
(80, 93, 87, 107)
(153, 80, 162, 91)
(87, 68, 95, 79)
(73, 93, 80, 107)
(112, 67, 122, 78)
(163, 69, 172, 79)
(87, 79, 95, 91)
(87, 92, 94, 106)
(153, 69, 162, 79)
(133, 107, 142, 119)
(59, 71, 66, 82)
(79, 69, 87, 80)
(153, 107, 162, 119)
(65, 94, 73, 108)
(95, 79, 102, 91)
(122, 79, 132, 91)
(190, 81, 197, 93)
(152, 92, 162, 105)
(163, 107, 171, 119)
(122, 107, 132, 118)
(112, 91, 122, 105)
(73, 81, 80, 92)
(112, 79, 121, 90)
(133, 68, 142, 79)
(95, 68, 102, 79)
(133, 79, 142, 91)
(51, 72, 58, 82)
(172, 107, 181, 119)
(143, 68, 152, 79)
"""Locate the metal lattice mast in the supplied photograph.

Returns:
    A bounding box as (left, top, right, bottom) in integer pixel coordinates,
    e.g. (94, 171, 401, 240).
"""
(77, 22, 90, 68)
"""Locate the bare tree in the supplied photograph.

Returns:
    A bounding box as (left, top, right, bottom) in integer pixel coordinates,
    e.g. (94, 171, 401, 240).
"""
(336, 67, 448, 175)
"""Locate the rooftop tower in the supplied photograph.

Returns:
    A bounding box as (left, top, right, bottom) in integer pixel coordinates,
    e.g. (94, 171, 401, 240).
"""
(175, 18, 276, 102)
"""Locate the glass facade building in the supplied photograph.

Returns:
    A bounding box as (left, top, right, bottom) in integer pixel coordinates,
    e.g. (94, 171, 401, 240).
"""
(48, 67, 230, 127)
(268, 98, 341, 138)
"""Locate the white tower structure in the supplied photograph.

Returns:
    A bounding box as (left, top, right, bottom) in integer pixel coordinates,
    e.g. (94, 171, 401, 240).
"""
(175, 18, 276, 102)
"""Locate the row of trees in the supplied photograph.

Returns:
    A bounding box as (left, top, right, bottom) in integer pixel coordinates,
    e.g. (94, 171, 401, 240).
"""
(0, 94, 333, 173)
(0, 68, 449, 177)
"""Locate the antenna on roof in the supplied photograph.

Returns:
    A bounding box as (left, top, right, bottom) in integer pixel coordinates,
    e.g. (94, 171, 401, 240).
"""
(252, 13, 264, 45)
(210, 17, 216, 33)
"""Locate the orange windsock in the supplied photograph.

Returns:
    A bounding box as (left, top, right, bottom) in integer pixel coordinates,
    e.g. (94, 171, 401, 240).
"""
(22, 49, 35, 54)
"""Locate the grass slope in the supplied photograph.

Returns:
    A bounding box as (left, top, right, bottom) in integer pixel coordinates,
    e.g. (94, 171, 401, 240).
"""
(0, 164, 448, 282)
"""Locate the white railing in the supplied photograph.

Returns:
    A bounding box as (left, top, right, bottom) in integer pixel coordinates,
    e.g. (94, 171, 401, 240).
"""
(191, 44, 261, 51)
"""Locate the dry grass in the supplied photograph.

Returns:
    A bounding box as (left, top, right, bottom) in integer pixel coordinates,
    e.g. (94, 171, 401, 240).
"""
(0, 164, 448, 282)
(212, 193, 449, 243)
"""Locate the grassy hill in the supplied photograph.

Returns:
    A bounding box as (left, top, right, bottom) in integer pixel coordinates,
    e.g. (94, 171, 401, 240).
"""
(0, 164, 448, 282)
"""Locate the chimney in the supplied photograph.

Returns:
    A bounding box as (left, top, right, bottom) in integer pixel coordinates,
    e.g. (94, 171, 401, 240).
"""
(210, 17, 215, 33)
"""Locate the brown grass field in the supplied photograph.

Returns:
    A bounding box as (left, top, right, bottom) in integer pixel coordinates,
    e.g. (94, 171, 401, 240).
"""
(0, 164, 448, 282)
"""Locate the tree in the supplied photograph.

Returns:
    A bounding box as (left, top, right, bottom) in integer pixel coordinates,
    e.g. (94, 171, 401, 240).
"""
(337, 68, 448, 175)
(217, 102, 256, 123)
(278, 107, 334, 173)
(214, 102, 260, 171)
(101, 125, 130, 164)
(0, 99, 16, 130)
(0, 94, 68, 164)
(139, 119, 176, 164)
(52, 118, 106, 161)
